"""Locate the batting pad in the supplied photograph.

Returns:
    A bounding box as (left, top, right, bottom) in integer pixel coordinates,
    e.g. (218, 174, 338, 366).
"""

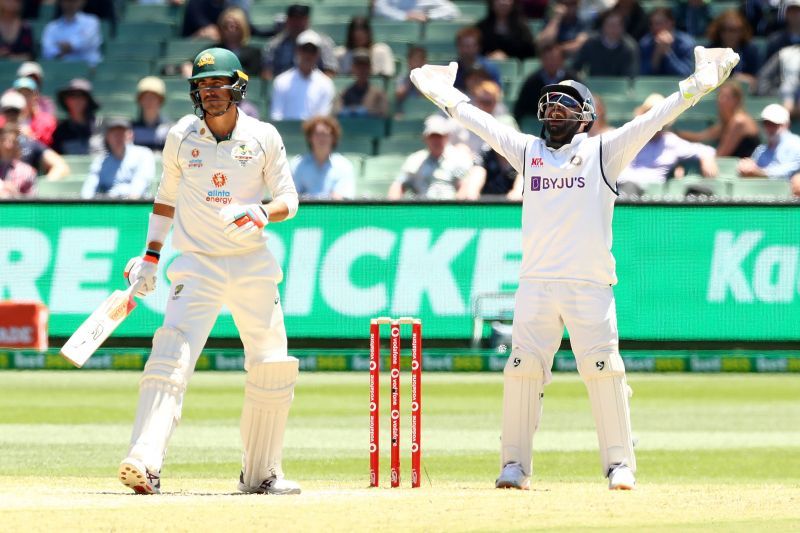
(240, 357, 299, 488)
(501, 351, 545, 476)
(578, 351, 637, 475)
(127, 327, 191, 472)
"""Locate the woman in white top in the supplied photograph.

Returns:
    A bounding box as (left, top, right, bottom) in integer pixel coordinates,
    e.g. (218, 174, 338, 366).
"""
(335, 16, 396, 77)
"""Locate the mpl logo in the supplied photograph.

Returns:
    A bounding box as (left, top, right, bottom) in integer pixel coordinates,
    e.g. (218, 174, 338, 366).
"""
(530, 175, 585, 192)
(530, 157, 543, 167)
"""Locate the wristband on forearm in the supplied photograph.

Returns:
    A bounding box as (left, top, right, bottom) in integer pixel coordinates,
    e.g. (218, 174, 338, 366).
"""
(144, 248, 160, 264)
(145, 213, 173, 246)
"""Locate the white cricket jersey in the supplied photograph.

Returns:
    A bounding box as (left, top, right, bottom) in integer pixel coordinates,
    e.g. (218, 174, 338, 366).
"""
(451, 91, 693, 285)
(155, 112, 298, 257)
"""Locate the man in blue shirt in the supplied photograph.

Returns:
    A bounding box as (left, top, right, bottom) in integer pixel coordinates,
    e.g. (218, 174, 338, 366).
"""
(738, 104, 800, 179)
(453, 27, 501, 91)
(639, 7, 695, 76)
(290, 116, 355, 199)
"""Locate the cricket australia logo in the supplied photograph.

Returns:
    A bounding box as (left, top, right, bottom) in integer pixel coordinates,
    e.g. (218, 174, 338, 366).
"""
(196, 53, 215, 67)
(231, 144, 254, 167)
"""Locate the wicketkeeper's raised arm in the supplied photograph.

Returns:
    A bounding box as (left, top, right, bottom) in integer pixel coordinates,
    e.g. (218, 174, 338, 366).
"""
(410, 62, 530, 173)
(601, 47, 740, 179)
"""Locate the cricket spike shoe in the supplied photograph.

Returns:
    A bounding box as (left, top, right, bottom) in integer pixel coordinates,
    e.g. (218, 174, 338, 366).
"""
(608, 463, 636, 490)
(119, 457, 161, 494)
(238, 471, 301, 495)
(495, 462, 530, 490)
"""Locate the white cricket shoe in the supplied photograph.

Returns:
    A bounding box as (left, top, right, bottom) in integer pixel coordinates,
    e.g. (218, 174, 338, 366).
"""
(608, 464, 636, 490)
(495, 462, 530, 490)
(238, 471, 301, 495)
(119, 457, 161, 494)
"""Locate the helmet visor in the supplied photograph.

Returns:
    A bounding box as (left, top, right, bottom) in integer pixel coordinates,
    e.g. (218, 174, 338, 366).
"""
(537, 92, 587, 122)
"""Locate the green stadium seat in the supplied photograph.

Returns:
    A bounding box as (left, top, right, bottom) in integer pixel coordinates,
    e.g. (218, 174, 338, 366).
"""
(730, 179, 792, 200)
(715, 157, 740, 180)
(418, 42, 457, 62)
(115, 21, 175, 43)
(371, 20, 423, 43)
(312, 2, 370, 23)
(104, 41, 162, 62)
(376, 135, 423, 155)
(520, 59, 541, 77)
(164, 39, 214, 62)
(400, 97, 439, 119)
(585, 77, 632, 99)
(363, 154, 407, 181)
(389, 117, 425, 136)
(454, 2, 486, 22)
(423, 21, 463, 44)
(633, 77, 683, 97)
(36, 180, 84, 199)
(355, 175, 394, 198)
(663, 176, 730, 199)
(341, 152, 366, 177)
(62, 155, 95, 181)
(337, 116, 387, 138)
(337, 135, 377, 155)
(313, 22, 349, 46)
(124, 3, 184, 23)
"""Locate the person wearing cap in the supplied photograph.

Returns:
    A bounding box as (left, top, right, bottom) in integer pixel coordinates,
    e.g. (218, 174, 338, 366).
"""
(41, 0, 102, 66)
(0, 0, 34, 61)
(131, 77, 174, 152)
(766, 0, 800, 61)
(270, 29, 335, 120)
(52, 78, 101, 155)
(290, 115, 355, 199)
(262, 4, 337, 79)
(388, 114, 474, 199)
(737, 103, 800, 179)
(10, 77, 57, 148)
(0, 124, 37, 199)
(118, 47, 301, 497)
(332, 48, 389, 118)
(16, 62, 57, 116)
(373, 0, 460, 22)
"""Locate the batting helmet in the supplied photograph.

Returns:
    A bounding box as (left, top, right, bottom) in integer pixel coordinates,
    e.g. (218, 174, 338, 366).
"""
(188, 47, 248, 111)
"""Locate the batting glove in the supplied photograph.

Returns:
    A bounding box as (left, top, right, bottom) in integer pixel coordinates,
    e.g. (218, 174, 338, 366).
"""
(410, 61, 470, 114)
(124, 254, 158, 297)
(679, 46, 740, 102)
(219, 203, 269, 243)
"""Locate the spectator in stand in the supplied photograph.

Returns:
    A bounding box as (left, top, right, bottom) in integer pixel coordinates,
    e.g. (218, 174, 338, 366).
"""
(673, 0, 711, 39)
(290, 115, 355, 199)
(81, 117, 155, 199)
(451, 79, 517, 156)
(335, 16, 396, 78)
(394, 45, 427, 116)
(55, 0, 118, 35)
(11, 77, 56, 148)
(0, 124, 36, 198)
(588, 94, 614, 136)
(16, 63, 56, 116)
(41, 0, 102, 66)
(536, 0, 590, 56)
(1, 92, 70, 180)
(766, 0, 800, 61)
(572, 9, 639, 77)
(262, 4, 337, 80)
(476, 0, 537, 61)
(676, 81, 761, 158)
(609, 0, 648, 41)
(270, 30, 335, 120)
(578, 0, 614, 26)
(213, 6, 262, 77)
(333, 49, 389, 118)
(388, 114, 474, 200)
(756, 45, 800, 118)
(453, 27, 502, 91)
(0, 0, 34, 61)
(707, 10, 761, 90)
(639, 7, 695, 76)
(616, 93, 717, 196)
(373, 0, 460, 22)
(742, 0, 781, 37)
(519, 0, 548, 19)
(132, 77, 174, 152)
(514, 43, 581, 123)
(738, 103, 800, 179)
(52, 78, 101, 155)
(465, 146, 518, 198)
(182, 0, 227, 40)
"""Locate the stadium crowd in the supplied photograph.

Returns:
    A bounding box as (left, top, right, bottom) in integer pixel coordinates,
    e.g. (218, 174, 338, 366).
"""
(1, 0, 800, 200)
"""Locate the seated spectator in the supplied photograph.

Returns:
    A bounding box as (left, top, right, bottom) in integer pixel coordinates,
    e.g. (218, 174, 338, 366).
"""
(132, 77, 174, 152)
(182, 0, 226, 40)
(16, 62, 57, 116)
(676, 81, 761, 158)
(335, 16, 396, 78)
(0, 0, 34, 61)
(12, 77, 56, 148)
(742, 0, 781, 37)
(0, 124, 36, 198)
(588, 94, 614, 136)
(578, 0, 614, 26)
(755, 45, 800, 119)
(572, 9, 639, 77)
(617, 93, 717, 195)
(453, 27, 502, 91)
(766, 0, 800, 61)
(463, 146, 519, 198)
(55, 0, 118, 35)
(52, 78, 101, 155)
(639, 7, 694, 76)
(41, 0, 103, 66)
(373, 0, 460, 22)
(1, 93, 70, 180)
(333, 50, 389, 118)
(537, 0, 590, 56)
(262, 4, 337, 80)
(81, 117, 155, 199)
(707, 10, 761, 90)
(514, 43, 580, 123)
(673, 0, 711, 39)
(214, 6, 262, 78)
(388, 115, 474, 200)
(476, 0, 537, 61)
(394, 45, 427, 116)
(609, 0, 649, 41)
(737, 103, 800, 179)
(452, 79, 517, 156)
(290, 116, 355, 199)
(270, 30, 335, 120)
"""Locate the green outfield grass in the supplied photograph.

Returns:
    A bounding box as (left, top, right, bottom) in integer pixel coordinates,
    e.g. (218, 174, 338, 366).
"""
(1, 371, 799, 531)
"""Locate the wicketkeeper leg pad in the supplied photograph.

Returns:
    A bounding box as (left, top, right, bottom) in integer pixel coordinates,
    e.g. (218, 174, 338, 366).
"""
(578, 350, 637, 476)
(501, 350, 545, 477)
(240, 357, 299, 488)
(126, 327, 192, 472)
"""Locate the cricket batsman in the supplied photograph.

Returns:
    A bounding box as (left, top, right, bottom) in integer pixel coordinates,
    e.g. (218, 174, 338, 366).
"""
(411, 46, 739, 490)
(119, 48, 301, 495)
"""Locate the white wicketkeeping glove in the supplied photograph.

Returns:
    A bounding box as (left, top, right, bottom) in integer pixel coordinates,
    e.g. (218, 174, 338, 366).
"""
(219, 203, 269, 243)
(679, 46, 740, 102)
(410, 61, 470, 114)
(124, 256, 158, 297)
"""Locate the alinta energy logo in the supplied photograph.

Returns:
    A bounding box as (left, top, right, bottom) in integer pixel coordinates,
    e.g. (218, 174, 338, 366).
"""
(188, 147, 203, 168)
(530, 175, 585, 192)
(207, 172, 231, 204)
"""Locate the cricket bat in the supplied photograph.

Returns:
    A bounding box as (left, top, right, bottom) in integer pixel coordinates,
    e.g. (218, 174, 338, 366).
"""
(60, 280, 142, 367)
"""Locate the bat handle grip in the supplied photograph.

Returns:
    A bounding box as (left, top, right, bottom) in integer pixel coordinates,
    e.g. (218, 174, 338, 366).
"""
(129, 278, 145, 298)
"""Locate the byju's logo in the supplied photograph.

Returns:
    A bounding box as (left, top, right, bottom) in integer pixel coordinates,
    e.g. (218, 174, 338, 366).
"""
(531, 176, 541, 191)
(530, 175, 585, 192)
